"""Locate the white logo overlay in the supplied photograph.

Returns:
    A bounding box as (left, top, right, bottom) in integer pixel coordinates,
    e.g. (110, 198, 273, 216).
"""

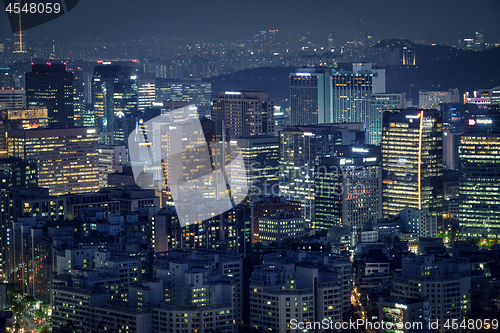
(128, 105, 249, 227)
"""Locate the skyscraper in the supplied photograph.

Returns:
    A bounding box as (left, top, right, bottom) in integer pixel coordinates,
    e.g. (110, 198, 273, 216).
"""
(66, 64, 84, 127)
(289, 64, 385, 138)
(381, 109, 443, 218)
(92, 63, 138, 144)
(25, 63, 73, 128)
(232, 136, 279, 197)
(137, 73, 155, 111)
(459, 110, 500, 239)
(314, 146, 382, 230)
(7, 127, 99, 196)
(289, 69, 330, 125)
(212, 91, 274, 138)
(371, 93, 406, 145)
(332, 63, 385, 124)
(280, 123, 367, 224)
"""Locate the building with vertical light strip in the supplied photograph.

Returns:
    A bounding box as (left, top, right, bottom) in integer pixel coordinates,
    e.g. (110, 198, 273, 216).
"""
(7, 127, 100, 196)
(381, 109, 443, 219)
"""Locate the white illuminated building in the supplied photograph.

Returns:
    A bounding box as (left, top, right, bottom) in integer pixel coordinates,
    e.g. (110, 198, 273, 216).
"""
(250, 251, 351, 333)
(258, 211, 305, 245)
(392, 255, 471, 333)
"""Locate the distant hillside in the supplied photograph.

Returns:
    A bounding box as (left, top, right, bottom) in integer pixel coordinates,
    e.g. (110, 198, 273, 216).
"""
(376, 39, 475, 65)
(386, 46, 500, 102)
(210, 46, 500, 107)
(211, 67, 292, 105)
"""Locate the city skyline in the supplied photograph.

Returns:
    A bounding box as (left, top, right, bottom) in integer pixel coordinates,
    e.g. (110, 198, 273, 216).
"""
(0, 1, 500, 333)
(1, 0, 500, 45)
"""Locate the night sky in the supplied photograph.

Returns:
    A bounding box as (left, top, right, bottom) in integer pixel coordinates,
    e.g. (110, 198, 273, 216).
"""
(1, 0, 500, 45)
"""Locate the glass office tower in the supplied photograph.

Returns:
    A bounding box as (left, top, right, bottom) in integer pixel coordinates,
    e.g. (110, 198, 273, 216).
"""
(92, 63, 138, 144)
(25, 63, 73, 128)
(381, 109, 443, 218)
(459, 109, 500, 240)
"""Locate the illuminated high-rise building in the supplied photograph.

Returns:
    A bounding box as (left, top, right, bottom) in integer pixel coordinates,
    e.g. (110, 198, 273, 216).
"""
(212, 91, 274, 138)
(92, 63, 138, 144)
(328, 31, 336, 51)
(7, 127, 99, 196)
(154, 113, 230, 208)
(0, 88, 24, 110)
(381, 109, 443, 218)
(25, 63, 73, 128)
(459, 109, 500, 240)
(418, 89, 459, 109)
(0, 158, 37, 278)
(289, 69, 330, 125)
(280, 123, 367, 224)
(332, 63, 385, 124)
(371, 93, 406, 145)
(98, 145, 128, 189)
(155, 78, 211, 117)
(137, 73, 155, 111)
(231, 136, 279, 197)
(0, 108, 48, 158)
(314, 146, 382, 230)
(289, 64, 385, 136)
(66, 64, 85, 127)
